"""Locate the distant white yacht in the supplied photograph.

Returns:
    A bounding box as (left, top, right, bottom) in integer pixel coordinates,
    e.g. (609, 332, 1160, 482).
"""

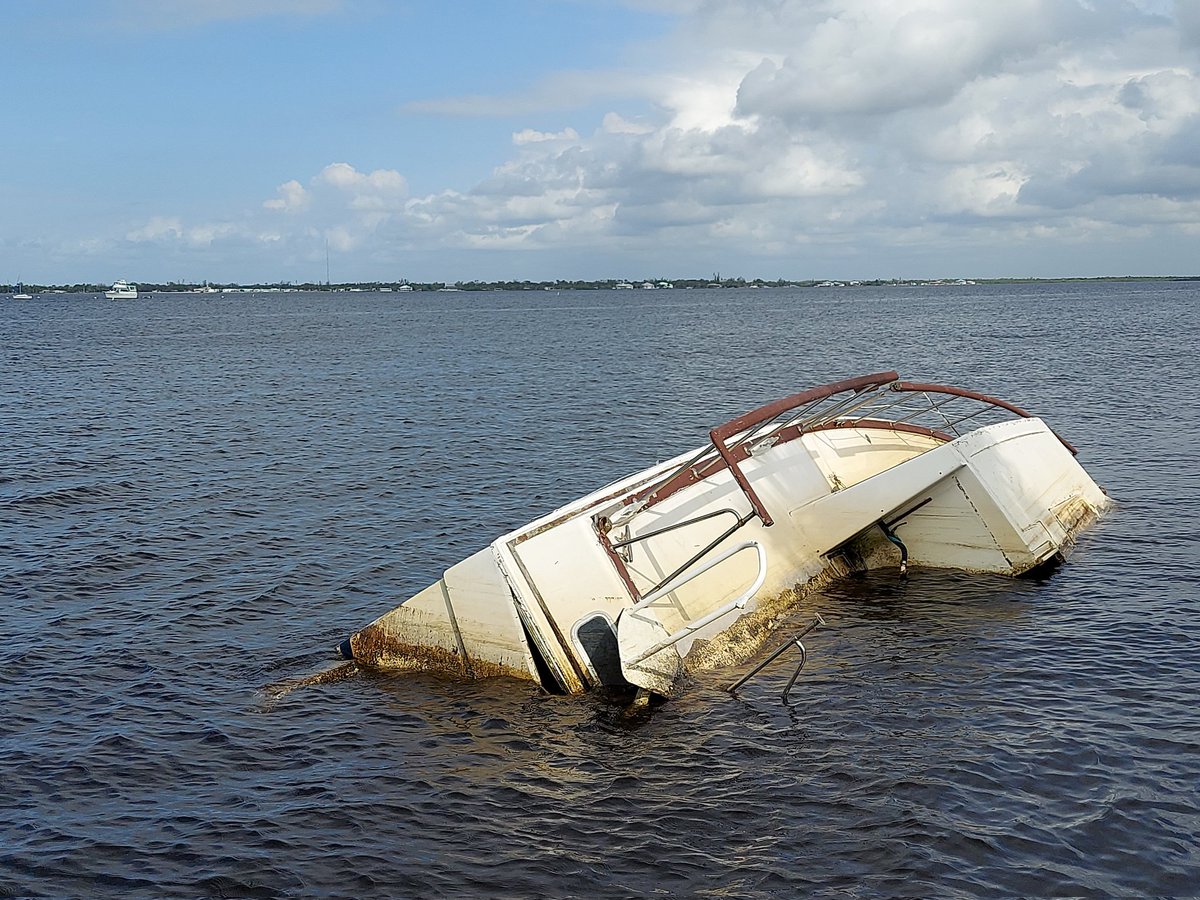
(11, 283, 32, 300)
(105, 280, 138, 300)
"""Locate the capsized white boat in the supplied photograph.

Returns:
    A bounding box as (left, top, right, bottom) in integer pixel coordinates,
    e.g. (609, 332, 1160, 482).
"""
(338, 371, 1110, 697)
(105, 280, 138, 299)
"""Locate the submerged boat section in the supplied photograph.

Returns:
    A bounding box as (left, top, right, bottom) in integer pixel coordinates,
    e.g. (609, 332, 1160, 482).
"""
(338, 371, 1110, 697)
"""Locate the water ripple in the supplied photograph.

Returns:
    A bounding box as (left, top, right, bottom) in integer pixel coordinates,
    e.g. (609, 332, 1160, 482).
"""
(1, 285, 1197, 896)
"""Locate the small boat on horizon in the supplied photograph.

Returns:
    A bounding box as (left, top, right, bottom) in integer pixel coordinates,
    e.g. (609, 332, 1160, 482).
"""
(335, 371, 1111, 699)
(11, 282, 32, 300)
(105, 280, 138, 300)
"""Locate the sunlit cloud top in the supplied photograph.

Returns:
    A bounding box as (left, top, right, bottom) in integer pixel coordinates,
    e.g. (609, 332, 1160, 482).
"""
(4, 0, 1199, 282)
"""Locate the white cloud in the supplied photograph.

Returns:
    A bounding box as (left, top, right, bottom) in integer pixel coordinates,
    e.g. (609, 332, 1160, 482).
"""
(733, 0, 1081, 123)
(126, 217, 183, 242)
(602, 113, 655, 135)
(318, 163, 407, 194)
(264, 180, 311, 213)
(126, 216, 246, 246)
(112, 0, 1200, 279)
(661, 74, 743, 130)
(1119, 68, 1200, 123)
(935, 163, 1030, 218)
(513, 127, 581, 145)
(185, 222, 241, 246)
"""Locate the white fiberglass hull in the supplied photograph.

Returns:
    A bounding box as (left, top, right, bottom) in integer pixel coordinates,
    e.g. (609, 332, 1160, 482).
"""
(340, 374, 1109, 696)
(105, 281, 137, 299)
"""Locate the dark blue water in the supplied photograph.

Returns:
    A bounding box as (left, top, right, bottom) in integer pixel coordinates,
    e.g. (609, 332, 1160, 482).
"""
(2, 282, 1197, 897)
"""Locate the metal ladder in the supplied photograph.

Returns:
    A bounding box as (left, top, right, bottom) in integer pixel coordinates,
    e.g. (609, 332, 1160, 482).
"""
(727, 614, 825, 703)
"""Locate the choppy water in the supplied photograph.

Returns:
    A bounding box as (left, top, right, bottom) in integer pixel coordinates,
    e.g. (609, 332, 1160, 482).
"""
(2, 282, 1198, 897)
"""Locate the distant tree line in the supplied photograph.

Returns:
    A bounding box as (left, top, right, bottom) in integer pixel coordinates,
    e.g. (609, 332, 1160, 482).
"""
(2, 276, 942, 293)
(7, 275, 1199, 294)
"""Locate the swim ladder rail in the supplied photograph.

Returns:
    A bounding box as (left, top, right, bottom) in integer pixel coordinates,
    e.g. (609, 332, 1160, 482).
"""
(727, 614, 826, 704)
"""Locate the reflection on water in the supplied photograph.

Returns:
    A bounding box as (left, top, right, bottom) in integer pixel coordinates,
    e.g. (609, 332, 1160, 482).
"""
(1, 284, 1197, 897)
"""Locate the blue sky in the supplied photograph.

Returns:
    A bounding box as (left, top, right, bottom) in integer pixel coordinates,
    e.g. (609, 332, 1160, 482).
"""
(3, 0, 1199, 284)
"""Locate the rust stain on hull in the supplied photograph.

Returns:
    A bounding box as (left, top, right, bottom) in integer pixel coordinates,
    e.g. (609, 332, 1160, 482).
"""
(349, 629, 534, 682)
(1011, 499, 1107, 576)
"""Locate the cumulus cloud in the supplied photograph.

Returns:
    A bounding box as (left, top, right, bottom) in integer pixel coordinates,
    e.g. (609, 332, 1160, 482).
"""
(124, 0, 1200, 278)
(387, 2, 1197, 271)
(733, 0, 1078, 122)
(317, 163, 407, 194)
(264, 180, 310, 213)
(311, 164, 409, 220)
(602, 113, 655, 135)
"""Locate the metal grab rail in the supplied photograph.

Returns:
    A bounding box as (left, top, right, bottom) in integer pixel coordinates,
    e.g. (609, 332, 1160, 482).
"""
(610, 507, 745, 551)
(625, 540, 767, 665)
(633, 508, 757, 602)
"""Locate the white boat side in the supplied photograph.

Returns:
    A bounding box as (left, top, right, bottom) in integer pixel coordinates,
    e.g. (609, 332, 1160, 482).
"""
(105, 280, 138, 299)
(340, 372, 1110, 696)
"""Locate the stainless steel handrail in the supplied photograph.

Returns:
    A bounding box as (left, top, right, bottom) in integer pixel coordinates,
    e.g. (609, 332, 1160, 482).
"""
(625, 540, 767, 665)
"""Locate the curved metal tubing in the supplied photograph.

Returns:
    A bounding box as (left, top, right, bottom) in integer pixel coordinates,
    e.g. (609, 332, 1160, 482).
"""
(709, 372, 900, 444)
(781, 643, 808, 705)
(727, 614, 825, 696)
(626, 540, 767, 665)
(892, 381, 1078, 454)
(621, 371, 1078, 523)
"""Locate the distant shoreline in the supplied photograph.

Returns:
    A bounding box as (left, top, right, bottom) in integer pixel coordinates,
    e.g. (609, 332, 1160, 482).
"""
(7, 274, 1200, 294)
